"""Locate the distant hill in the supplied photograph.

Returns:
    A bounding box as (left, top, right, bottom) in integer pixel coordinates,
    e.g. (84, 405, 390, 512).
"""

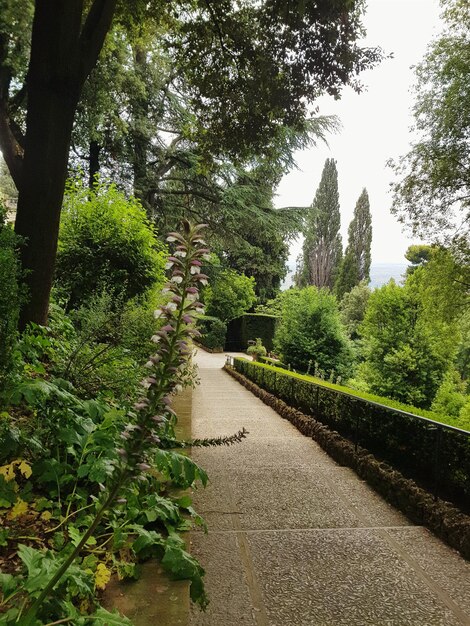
(282, 262, 408, 290)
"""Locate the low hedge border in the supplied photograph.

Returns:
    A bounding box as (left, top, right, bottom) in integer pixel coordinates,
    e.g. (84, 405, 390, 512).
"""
(223, 364, 470, 561)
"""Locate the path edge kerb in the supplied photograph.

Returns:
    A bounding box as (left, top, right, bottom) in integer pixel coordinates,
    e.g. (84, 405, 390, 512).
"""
(223, 364, 470, 561)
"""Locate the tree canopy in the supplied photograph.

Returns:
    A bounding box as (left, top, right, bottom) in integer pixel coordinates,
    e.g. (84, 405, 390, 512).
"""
(389, 0, 470, 244)
(335, 188, 372, 298)
(297, 158, 343, 289)
(0, 0, 382, 326)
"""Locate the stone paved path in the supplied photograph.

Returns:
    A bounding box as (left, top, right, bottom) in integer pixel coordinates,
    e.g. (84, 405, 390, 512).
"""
(189, 350, 470, 626)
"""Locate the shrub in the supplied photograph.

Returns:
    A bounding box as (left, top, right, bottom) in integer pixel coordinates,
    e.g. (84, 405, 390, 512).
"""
(204, 268, 256, 322)
(0, 204, 23, 381)
(431, 369, 467, 419)
(55, 179, 167, 309)
(247, 338, 267, 361)
(233, 357, 470, 510)
(225, 313, 278, 352)
(197, 315, 227, 350)
(358, 280, 450, 408)
(274, 287, 353, 378)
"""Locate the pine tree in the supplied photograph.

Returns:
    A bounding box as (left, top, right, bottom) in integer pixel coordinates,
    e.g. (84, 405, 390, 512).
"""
(335, 188, 372, 298)
(298, 158, 342, 289)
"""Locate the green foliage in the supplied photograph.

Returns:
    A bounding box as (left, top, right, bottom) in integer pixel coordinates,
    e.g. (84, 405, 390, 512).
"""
(204, 268, 256, 322)
(233, 357, 470, 509)
(274, 287, 353, 378)
(0, 204, 23, 382)
(225, 313, 278, 352)
(405, 244, 434, 273)
(197, 315, 227, 351)
(358, 280, 451, 408)
(339, 282, 371, 340)
(431, 369, 468, 419)
(335, 189, 372, 298)
(247, 338, 267, 361)
(297, 159, 342, 289)
(232, 357, 466, 429)
(56, 180, 167, 309)
(390, 0, 470, 241)
(0, 223, 219, 623)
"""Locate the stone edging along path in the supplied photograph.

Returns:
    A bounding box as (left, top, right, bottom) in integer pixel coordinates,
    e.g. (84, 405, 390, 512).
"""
(223, 365, 470, 561)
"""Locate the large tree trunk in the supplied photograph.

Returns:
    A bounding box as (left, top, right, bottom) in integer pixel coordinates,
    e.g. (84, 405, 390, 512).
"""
(15, 98, 78, 327)
(132, 44, 150, 212)
(89, 140, 101, 189)
(12, 0, 116, 328)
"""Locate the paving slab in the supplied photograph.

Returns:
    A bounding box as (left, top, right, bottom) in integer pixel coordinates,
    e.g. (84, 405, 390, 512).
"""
(189, 351, 470, 626)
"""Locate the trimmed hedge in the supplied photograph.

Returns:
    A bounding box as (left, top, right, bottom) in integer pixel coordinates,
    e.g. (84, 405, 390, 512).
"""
(197, 315, 227, 351)
(233, 358, 470, 513)
(225, 364, 470, 561)
(225, 314, 278, 352)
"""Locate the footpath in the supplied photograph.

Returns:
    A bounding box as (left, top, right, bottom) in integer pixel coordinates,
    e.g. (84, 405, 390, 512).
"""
(189, 350, 470, 626)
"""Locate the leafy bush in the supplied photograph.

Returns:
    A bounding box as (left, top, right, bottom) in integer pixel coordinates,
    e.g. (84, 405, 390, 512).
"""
(247, 338, 267, 361)
(431, 369, 467, 418)
(0, 204, 23, 382)
(274, 287, 353, 378)
(197, 315, 227, 350)
(358, 280, 450, 408)
(204, 268, 256, 322)
(0, 223, 214, 623)
(55, 180, 167, 309)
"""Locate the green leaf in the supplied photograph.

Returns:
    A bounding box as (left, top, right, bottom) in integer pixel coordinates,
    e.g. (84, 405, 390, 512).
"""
(0, 527, 10, 546)
(0, 475, 17, 507)
(68, 526, 97, 548)
(92, 606, 133, 625)
(132, 528, 163, 556)
(175, 495, 192, 509)
(0, 572, 18, 595)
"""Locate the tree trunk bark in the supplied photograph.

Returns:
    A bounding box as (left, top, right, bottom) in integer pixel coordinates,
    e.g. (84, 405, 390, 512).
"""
(15, 95, 77, 328)
(12, 0, 116, 328)
(132, 44, 150, 212)
(89, 139, 101, 189)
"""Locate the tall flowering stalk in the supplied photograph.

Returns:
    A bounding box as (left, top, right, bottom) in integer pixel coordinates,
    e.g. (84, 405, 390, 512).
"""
(21, 222, 210, 625)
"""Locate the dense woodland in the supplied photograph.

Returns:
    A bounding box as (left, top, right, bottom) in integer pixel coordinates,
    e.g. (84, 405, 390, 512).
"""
(0, 0, 468, 623)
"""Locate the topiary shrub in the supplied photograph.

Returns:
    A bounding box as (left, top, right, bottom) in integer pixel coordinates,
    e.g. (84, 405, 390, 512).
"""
(225, 313, 278, 352)
(247, 338, 267, 361)
(197, 315, 227, 351)
(55, 179, 167, 309)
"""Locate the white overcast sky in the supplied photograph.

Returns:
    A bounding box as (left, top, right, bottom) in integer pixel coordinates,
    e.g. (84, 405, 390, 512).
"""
(275, 0, 443, 264)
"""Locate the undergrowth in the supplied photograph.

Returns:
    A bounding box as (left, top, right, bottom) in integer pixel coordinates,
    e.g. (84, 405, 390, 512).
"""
(0, 223, 240, 624)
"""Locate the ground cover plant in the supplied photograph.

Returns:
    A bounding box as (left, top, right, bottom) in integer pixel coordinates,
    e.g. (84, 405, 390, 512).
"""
(0, 222, 227, 625)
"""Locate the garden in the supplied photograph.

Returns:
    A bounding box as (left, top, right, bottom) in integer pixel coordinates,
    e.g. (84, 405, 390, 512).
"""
(0, 0, 469, 623)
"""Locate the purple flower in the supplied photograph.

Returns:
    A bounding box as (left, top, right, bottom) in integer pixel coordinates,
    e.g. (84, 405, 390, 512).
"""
(137, 463, 151, 471)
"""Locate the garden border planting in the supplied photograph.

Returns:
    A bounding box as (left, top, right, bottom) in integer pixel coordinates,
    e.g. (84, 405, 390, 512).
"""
(224, 363, 470, 561)
(231, 358, 470, 512)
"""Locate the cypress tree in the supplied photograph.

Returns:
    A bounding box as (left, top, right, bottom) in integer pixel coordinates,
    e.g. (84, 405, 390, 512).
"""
(335, 188, 372, 298)
(298, 158, 342, 289)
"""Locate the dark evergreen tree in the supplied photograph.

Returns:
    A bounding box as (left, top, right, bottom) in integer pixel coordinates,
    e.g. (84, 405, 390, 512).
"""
(335, 188, 372, 298)
(298, 158, 342, 289)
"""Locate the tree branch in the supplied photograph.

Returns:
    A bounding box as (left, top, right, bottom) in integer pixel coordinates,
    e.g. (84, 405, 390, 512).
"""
(0, 34, 23, 188)
(150, 187, 219, 204)
(78, 0, 118, 86)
